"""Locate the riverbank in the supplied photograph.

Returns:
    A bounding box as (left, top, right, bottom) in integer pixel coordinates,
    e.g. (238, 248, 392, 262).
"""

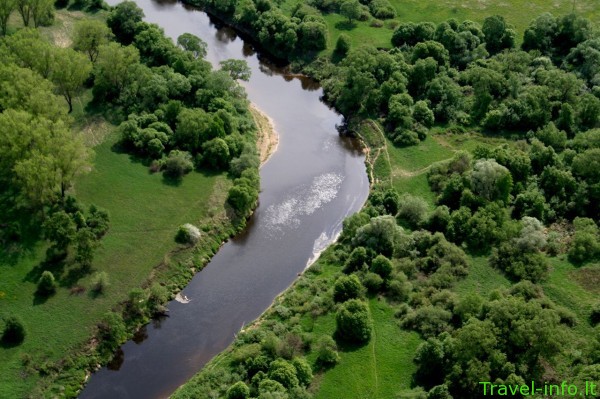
(250, 104, 279, 166)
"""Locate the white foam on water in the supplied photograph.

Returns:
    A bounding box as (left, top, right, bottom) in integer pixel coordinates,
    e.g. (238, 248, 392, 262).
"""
(264, 172, 344, 236)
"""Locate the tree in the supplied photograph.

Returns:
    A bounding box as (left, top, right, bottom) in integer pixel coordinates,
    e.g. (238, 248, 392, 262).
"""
(522, 12, 557, 54)
(292, 357, 313, 386)
(482, 15, 515, 55)
(315, 335, 340, 367)
(30, 0, 53, 27)
(37, 270, 57, 296)
(220, 59, 251, 81)
(176, 32, 206, 59)
(226, 382, 250, 399)
(0, 0, 16, 35)
(352, 215, 403, 257)
(75, 227, 97, 268)
(471, 159, 512, 203)
(50, 47, 92, 113)
(397, 194, 429, 228)
(1, 315, 26, 344)
(268, 359, 299, 389)
(371, 254, 392, 279)
(568, 217, 600, 264)
(94, 43, 140, 100)
(43, 211, 76, 251)
(163, 150, 194, 179)
(73, 19, 113, 62)
(16, 0, 31, 26)
(106, 0, 144, 44)
(335, 33, 351, 56)
(340, 0, 360, 24)
(333, 274, 362, 302)
(335, 299, 372, 343)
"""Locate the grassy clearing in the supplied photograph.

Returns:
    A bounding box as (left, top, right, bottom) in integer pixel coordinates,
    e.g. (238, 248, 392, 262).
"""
(543, 258, 599, 336)
(314, 297, 421, 399)
(0, 130, 228, 396)
(283, 0, 600, 52)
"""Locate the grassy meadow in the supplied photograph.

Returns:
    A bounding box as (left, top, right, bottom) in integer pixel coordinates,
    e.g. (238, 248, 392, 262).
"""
(0, 126, 229, 396)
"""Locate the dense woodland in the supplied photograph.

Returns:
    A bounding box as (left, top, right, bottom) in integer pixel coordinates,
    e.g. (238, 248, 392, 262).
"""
(174, 1, 600, 399)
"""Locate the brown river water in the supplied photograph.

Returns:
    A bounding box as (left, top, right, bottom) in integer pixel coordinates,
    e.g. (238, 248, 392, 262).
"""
(79, 1, 369, 397)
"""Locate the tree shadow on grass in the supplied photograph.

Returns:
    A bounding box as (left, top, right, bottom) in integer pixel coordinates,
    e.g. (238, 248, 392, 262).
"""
(60, 264, 92, 288)
(334, 21, 357, 31)
(161, 174, 184, 187)
(32, 290, 53, 306)
(334, 333, 371, 352)
(23, 254, 67, 285)
(0, 338, 23, 349)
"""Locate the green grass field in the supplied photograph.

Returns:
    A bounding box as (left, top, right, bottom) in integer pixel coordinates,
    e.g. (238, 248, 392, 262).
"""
(313, 298, 421, 399)
(283, 0, 600, 52)
(0, 130, 227, 397)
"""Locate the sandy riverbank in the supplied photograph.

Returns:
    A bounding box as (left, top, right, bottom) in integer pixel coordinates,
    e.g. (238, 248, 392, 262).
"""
(249, 104, 279, 166)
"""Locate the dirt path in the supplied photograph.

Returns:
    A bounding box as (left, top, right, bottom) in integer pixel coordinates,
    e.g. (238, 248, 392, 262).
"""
(249, 104, 279, 166)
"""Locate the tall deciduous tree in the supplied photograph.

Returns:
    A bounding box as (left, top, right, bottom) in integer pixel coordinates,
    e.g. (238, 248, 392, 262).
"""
(340, 0, 360, 24)
(50, 47, 92, 113)
(177, 33, 207, 59)
(0, 0, 16, 35)
(73, 19, 112, 62)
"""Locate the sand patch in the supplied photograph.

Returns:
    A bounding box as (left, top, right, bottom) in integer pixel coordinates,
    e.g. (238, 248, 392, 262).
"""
(250, 104, 279, 166)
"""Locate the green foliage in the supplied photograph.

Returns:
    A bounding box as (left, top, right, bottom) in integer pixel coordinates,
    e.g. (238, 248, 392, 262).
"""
(315, 335, 340, 367)
(226, 381, 250, 399)
(163, 150, 194, 179)
(397, 194, 429, 228)
(340, 0, 360, 23)
(335, 298, 372, 343)
(37, 270, 57, 296)
(73, 19, 113, 62)
(568, 218, 600, 264)
(106, 0, 144, 44)
(333, 274, 363, 302)
(352, 215, 403, 257)
(370, 254, 392, 280)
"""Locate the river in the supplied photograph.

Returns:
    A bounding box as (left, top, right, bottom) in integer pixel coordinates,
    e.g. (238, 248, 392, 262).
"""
(79, 1, 369, 398)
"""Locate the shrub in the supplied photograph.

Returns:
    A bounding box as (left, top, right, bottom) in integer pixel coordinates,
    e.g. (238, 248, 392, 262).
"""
(315, 335, 340, 367)
(268, 359, 299, 389)
(90, 271, 109, 294)
(343, 246, 368, 273)
(292, 357, 313, 386)
(163, 150, 194, 179)
(226, 381, 250, 399)
(97, 312, 127, 354)
(333, 274, 363, 302)
(568, 218, 600, 264)
(175, 223, 201, 245)
(335, 33, 351, 56)
(1, 316, 26, 344)
(397, 194, 428, 228)
(363, 272, 384, 293)
(37, 271, 57, 296)
(335, 299, 372, 344)
(371, 254, 393, 280)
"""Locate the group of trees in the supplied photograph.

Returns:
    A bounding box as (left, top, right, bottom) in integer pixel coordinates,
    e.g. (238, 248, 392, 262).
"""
(99, 2, 260, 220)
(190, 0, 329, 58)
(0, 29, 95, 247)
